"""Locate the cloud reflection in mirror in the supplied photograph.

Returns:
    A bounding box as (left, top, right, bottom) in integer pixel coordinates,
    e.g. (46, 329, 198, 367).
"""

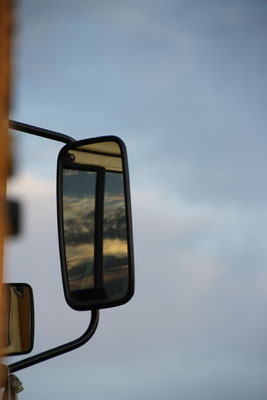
(62, 141, 129, 305)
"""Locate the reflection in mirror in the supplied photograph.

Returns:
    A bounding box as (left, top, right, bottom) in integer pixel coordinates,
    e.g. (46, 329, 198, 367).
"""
(60, 139, 134, 310)
(2, 283, 34, 355)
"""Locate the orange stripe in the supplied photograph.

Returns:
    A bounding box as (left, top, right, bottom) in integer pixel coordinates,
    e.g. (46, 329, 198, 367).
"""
(0, 0, 12, 383)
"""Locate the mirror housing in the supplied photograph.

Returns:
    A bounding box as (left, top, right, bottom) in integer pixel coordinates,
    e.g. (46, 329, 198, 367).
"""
(57, 136, 134, 311)
(2, 283, 34, 356)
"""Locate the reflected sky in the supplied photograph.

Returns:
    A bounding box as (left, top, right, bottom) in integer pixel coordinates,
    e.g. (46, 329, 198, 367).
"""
(62, 147, 129, 301)
(103, 172, 128, 299)
(63, 169, 96, 292)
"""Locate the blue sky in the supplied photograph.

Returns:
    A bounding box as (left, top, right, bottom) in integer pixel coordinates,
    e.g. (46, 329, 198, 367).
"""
(5, 1, 267, 399)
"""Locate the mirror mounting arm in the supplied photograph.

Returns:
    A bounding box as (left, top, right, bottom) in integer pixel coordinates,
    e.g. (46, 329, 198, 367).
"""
(8, 310, 99, 373)
(9, 120, 75, 144)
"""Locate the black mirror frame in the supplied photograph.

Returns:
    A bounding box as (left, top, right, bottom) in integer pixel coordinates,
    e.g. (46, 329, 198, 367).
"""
(4, 283, 35, 357)
(57, 136, 135, 311)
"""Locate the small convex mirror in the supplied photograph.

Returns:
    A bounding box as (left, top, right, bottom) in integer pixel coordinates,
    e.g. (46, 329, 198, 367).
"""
(57, 137, 134, 310)
(2, 283, 34, 356)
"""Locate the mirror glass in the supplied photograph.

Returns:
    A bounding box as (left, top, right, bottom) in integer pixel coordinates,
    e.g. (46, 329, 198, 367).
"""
(2, 283, 34, 356)
(58, 138, 134, 310)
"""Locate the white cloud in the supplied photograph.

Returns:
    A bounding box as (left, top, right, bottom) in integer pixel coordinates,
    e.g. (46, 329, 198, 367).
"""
(9, 1, 267, 398)
(7, 172, 54, 197)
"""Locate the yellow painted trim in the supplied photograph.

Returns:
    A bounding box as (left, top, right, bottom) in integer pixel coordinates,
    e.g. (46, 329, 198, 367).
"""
(0, 0, 12, 384)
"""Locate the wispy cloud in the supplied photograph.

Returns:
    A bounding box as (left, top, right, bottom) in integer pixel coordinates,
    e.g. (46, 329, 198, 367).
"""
(8, 0, 267, 398)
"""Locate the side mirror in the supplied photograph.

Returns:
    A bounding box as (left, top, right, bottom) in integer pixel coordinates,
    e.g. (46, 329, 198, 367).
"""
(57, 137, 134, 311)
(2, 283, 34, 356)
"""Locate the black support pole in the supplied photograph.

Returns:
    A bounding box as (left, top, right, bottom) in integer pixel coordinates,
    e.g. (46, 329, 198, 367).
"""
(9, 120, 75, 144)
(8, 310, 99, 373)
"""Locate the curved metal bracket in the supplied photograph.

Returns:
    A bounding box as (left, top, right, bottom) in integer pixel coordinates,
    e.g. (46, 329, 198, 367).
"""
(9, 120, 75, 144)
(8, 310, 99, 373)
